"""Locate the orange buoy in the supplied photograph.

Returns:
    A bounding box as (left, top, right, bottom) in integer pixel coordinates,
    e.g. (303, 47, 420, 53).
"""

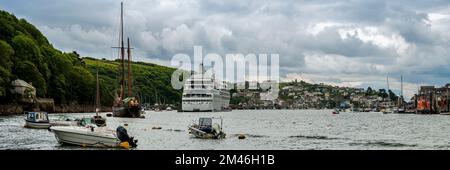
(119, 141, 130, 149)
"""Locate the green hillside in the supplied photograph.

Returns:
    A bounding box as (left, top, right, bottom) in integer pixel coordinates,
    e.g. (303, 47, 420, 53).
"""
(83, 57, 182, 106)
(0, 10, 181, 106)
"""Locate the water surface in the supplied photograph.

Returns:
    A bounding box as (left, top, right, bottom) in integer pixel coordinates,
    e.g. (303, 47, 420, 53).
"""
(1, 110, 449, 150)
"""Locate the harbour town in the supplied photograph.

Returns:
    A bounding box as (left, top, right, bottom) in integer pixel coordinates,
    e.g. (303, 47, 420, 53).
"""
(3, 76, 449, 115)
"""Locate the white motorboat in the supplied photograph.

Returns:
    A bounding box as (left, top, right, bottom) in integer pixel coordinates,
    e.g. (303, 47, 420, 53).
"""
(188, 117, 226, 139)
(50, 125, 137, 148)
(24, 111, 50, 129)
(50, 126, 119, 147)
(166, 106, 173, 111)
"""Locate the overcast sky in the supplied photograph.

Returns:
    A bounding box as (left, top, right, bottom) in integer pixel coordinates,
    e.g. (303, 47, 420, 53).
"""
(2, 0, 450, 99)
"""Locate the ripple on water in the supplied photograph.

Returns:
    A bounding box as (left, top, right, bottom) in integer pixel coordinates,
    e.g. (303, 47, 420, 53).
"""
(349, 140, 418, 148)
(163, 129, 185, 132)
(288, 135, 342, 140)
(229, 134, 270, 138)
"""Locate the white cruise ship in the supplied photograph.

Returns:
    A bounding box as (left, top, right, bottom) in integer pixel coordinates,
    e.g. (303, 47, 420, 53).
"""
(182, 64, 230, 112)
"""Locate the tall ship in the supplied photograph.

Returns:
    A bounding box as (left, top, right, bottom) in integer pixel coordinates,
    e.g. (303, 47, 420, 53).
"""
(112, 2, 142, 118)
(182, 64, 230, 112)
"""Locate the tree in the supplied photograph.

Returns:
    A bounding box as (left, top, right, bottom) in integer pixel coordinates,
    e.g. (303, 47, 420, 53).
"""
(366, 86, 373, 96)
(15, 61, 46, 96)
(378, 89, 388, 99)
(0, 17, 15, 40)
(0, 40, 14, 69)
(18, 18, 48, 45)
(388, 90, 398, 102)
(0, 66, 11, 98)
(0, 40, 13, 99)
(11, 34, 42, 62)
(67, 66, 95, 104)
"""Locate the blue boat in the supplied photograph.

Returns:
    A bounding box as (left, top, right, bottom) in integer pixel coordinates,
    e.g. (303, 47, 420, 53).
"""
(24, 111, 50, 129)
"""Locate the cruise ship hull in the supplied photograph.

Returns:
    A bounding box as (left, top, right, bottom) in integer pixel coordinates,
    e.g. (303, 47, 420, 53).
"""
(182, 103, 214, 112)
(182, 94, 229, 112)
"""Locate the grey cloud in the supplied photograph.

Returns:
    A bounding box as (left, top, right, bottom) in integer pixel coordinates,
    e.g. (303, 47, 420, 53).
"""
(2, 0, 450, 99)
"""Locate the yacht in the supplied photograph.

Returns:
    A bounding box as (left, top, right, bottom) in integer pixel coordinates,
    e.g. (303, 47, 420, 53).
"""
(182, 64, 230, 112)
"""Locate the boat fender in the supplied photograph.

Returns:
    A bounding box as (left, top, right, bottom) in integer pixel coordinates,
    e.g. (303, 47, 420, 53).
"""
(119, 141, 130, 149)
(90, 126, 94, 132)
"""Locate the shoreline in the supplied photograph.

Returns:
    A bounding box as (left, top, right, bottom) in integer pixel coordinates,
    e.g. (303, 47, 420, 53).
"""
(0, 104, 112, 116)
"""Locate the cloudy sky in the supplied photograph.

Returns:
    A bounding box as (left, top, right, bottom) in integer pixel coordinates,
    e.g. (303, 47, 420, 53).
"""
(2, 0, 450, 99)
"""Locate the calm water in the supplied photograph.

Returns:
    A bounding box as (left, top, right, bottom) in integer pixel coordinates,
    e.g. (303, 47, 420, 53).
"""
(1, 110, 449, 150)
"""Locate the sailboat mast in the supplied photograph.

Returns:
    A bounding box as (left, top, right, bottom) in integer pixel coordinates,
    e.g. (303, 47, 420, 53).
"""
(120, 2, 125, 99)
(387, 76, 390, 102)
(96, 70, 100, 114)
(400, 75, 403, 107)
(127, 38, 132, 97)
(400, 75, 403, 98)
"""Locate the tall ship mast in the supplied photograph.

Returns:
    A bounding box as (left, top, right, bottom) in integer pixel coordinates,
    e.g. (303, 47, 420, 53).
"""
(112, 2, 142, 118)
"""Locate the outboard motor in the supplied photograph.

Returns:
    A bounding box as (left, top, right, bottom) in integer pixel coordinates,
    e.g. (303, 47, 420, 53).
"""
(116, 126, 138, 148)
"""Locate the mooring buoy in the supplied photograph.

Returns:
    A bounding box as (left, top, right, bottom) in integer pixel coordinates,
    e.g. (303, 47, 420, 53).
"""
(152, 126, 162, 130)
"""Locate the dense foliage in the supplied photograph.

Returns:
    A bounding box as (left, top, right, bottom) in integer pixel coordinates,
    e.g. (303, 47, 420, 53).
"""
(84, 58, 182, 106)
(0, 10, 181, 106)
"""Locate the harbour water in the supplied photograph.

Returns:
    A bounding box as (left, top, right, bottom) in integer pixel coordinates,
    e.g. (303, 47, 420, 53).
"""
(1, 110, 449, 150)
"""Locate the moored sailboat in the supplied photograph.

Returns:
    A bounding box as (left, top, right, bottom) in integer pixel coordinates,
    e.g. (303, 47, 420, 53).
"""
(383, 76, 393, 114)
(93, 70, 106, 126)
(112, 2, 143, 118)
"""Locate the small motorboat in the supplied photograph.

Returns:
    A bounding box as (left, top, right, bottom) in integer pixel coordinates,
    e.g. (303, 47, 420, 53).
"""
(382, 108, 393, 114)
(188, 117, 226, 139)
(222, 106, 232, 112)
(332, 108, 340, 114)
(50, 124, 137, 149)
(24, 111, 50, 129)
(166, 107, 173, 111)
